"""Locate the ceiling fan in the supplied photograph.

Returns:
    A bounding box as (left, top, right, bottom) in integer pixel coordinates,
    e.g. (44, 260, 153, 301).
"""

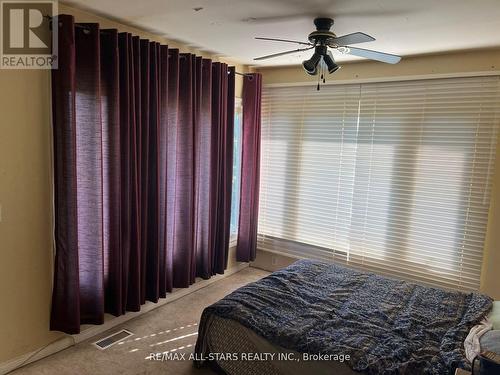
(254, 17, 401, 79)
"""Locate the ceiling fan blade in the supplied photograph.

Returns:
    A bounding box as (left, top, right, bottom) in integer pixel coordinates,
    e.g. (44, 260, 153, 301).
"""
(255, 37, 313, 47)
(342, 46, 401, 64)
(254, 46, 314, 61)
(331, 32, 375, 46)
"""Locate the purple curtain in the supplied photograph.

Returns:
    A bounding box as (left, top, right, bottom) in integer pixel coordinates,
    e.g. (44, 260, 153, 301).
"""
(50, 15, 236, 334)
(237, 73, 263, 262)
(210, 64, 235, 275)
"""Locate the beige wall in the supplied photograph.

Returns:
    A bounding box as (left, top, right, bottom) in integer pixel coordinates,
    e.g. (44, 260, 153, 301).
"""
(0, 3, 249, 364)
(255, 48, 500, 299)
(251, 250, 296, 273)
(0, 68, 61, 364)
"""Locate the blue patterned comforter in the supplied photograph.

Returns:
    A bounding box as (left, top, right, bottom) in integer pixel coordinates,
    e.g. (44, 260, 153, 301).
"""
(195, 259, 492, 374)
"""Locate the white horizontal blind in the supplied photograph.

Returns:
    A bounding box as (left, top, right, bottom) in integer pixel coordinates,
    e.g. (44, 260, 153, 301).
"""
(258, 76, 500, 291)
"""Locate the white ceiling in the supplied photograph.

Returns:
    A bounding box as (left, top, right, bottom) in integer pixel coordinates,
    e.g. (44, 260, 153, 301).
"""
(65, 0, 500, 66)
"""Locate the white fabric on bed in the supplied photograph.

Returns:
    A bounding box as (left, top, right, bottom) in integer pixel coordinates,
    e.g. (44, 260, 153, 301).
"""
(464, 317, 493, 362)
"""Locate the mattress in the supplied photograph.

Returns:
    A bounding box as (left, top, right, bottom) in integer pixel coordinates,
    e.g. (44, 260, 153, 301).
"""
(195, 259, 493, 374)
(204, 315, 357, 375)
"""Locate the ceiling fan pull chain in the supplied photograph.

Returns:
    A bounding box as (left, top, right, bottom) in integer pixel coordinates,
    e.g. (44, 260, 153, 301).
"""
(317, 65, 321, 91)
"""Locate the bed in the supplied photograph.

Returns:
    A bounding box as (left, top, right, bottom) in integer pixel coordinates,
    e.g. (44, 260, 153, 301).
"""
(194, 259, 493, 374)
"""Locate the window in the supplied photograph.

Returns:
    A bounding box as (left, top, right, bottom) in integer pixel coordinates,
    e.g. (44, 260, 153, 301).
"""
(230, 99, 243, 243)
(258, 76, 500, 291)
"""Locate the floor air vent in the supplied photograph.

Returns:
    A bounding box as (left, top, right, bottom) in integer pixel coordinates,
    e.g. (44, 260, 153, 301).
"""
(93, 329, 133, 350)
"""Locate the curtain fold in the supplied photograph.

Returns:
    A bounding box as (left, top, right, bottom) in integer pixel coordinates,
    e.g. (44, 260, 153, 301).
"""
(222, 67, 235, 270)
(194, 58, 212, 279)
(166, 47, 179, 291)
(237, 73, 263, 262)
(170, 52, 195, 288)
(118, 32, 142, 313)
(211, 64, 234, 274)
(51, 15, 236, 334)
(158, 45, 171, 298)
(100, 29, 121, 317)
(51, 15, 79, 334)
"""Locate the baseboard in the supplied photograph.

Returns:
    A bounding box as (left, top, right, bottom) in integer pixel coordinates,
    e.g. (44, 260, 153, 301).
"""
(0, 336, 75, 375)
(0, 262, 249, 375)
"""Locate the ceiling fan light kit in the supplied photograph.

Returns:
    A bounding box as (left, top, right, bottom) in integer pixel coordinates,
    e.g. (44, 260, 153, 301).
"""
(254, 17, 402, 89)
(302, 46, 325, 75)
(324, 51, 340, 74)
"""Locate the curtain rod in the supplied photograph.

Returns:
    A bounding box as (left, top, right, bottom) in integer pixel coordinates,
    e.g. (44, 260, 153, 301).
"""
(234, 71, 252, 77)
(45, 15, 250, 77)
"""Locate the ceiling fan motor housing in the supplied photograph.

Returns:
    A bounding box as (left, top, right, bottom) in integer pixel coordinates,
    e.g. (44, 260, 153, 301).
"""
(314, 17, 334, 31)
(308, 18, 336, 45)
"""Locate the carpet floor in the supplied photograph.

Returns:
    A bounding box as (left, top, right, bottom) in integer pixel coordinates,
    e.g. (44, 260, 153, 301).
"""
(12, 267, 269, 375)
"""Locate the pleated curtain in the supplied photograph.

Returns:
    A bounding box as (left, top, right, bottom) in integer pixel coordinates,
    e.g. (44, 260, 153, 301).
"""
(237, 74, 263, 262)
(50, 15, 235, 334)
